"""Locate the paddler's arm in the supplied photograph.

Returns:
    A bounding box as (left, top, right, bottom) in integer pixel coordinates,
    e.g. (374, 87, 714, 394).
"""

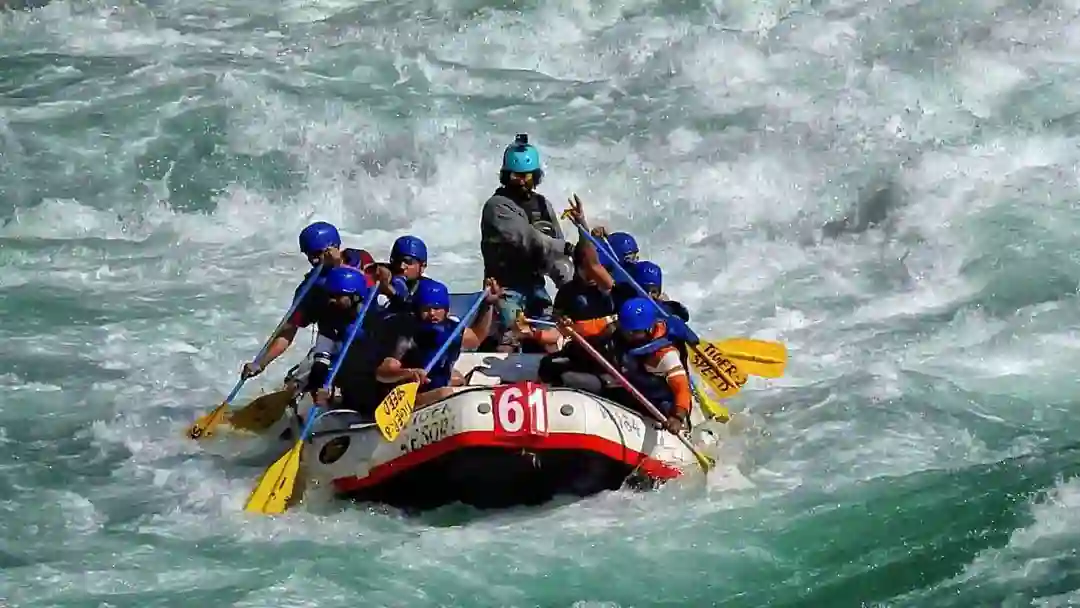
(462, 279, 502, 350)
(564, 195, 614, 291)
(374, 337, 427, 384)
(573, 315, 616, 338)
(372, 264, 397, 299)
(665, 368, 693, 416)
(374, 356, 428, 385)
(577, 226, 615, 292)
(242, 323, 300, 378)
(539, 196, 574, 287)
(649, 347, 693, 425)
(513, 316, 561, 349)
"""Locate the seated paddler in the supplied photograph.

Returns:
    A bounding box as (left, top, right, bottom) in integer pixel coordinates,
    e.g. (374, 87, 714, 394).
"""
(373, 278, 503, 407)
(608, 297, 692, 434)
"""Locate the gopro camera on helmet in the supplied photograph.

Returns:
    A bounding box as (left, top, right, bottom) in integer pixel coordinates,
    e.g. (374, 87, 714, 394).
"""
(514, 133, 528, 145)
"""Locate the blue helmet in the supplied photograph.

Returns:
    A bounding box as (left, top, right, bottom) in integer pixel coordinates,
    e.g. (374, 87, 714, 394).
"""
(500, 134, 544, 185)
(630, 261, 662, 290)
(607, 232, 638, 263)
(324, 266, 367, 296)
(298, 221, 341, 255)
(390, 235, 428, 263)
(413, 279, 450, 310)
(618, 297, 658, 333)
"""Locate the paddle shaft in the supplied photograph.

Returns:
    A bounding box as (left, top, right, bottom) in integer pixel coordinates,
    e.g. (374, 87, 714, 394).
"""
(225, 263, 326, 404)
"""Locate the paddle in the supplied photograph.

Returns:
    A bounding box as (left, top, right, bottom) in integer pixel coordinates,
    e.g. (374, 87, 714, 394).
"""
(374, 290, 491, 443)
(187, 263, 325, 440)
(243, 282, 380, 515)
(556, 322, 715, 472)
(219, 389, 296, 434)
(566, 221, 761, 408)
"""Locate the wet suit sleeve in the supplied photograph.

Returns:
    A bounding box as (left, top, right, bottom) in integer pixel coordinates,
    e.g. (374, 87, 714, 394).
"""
(539, 197, 573, 286)
(287, 277, 320, 328)
(574, 316, 616, 338)
(482, 194, 570, 272)
(307, 354, 331, 396)
(306, 320, 365, 395)
(645, 347, 692, 414)
(389, 335, 414, 362)
(384, 314, 419, 369)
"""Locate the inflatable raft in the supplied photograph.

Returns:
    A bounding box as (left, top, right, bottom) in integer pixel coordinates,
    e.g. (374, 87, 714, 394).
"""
(240, 294, 720, 510)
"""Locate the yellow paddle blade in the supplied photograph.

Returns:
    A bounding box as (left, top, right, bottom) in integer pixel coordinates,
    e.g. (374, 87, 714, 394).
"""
(374, 382, 420, 442)
(691, 381, 729, 423)
(715, 338, 787, 364)
(689, 343, 748, 399)
(225, 389, 295, 433)
(708, 338, 787, 378)
(691, 446, 716, 472)
(186, 402, 229, 440)
(243, 440, 303, 515)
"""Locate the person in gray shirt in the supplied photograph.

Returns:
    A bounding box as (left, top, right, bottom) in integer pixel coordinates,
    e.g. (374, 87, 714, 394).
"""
(479, 134, 572, 353)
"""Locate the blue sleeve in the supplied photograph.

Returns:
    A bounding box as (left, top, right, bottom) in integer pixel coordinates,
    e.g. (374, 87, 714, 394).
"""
(389, 275, 410, 306)
(289, 274, 325, 328)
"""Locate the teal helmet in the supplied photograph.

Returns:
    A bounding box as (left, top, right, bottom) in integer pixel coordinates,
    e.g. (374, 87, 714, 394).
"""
(500, 133, 544, 186)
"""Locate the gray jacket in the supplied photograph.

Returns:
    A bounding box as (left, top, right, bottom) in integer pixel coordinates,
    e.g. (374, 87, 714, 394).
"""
(480, 190, 574, 290)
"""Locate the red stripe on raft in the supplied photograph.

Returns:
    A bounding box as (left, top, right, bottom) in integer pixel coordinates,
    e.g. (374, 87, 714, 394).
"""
(332, 431, 683, 493)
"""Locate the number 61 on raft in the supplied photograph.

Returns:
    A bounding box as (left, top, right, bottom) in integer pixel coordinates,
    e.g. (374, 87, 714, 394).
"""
(492, 381, 549, 437)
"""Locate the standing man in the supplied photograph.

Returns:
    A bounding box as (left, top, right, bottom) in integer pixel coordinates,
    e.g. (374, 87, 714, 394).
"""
(479, 134, 572, 352)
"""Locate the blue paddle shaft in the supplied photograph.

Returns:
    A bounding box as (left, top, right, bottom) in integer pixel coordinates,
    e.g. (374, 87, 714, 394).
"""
(298, 282, 381, 442)
(576, 228, 702, 344)
(574, 222, 621, 264)
(422, 290, 490, 375)
(225, 263, 326, 404)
